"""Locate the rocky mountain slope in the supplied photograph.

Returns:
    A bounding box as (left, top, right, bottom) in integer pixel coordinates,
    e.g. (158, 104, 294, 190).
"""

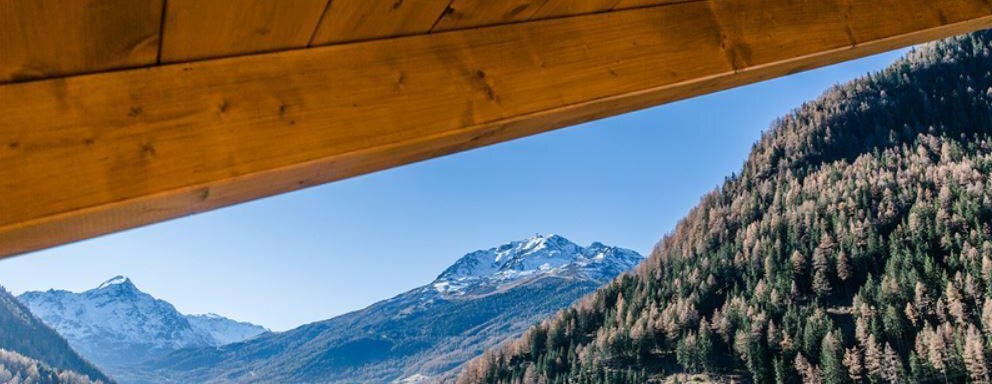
(0, 285, 111, 383)
(19, 277, 266, 383)
(150, 234, 642, 383)
(461, 31, 992, 383)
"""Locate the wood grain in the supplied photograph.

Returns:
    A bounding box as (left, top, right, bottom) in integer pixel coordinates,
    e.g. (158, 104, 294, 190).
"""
(0, 0, 163, 83)
(310, 0, 452, 45)
(611, 0, 692, 9)
(432, 0, 548, 31)
(531, 0, 622, 19)
(160, 0, 329, 62)
(1, 0, 991, 257)
(434, 0, 692, 31)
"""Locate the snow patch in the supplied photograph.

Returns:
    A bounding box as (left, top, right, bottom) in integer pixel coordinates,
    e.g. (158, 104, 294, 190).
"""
(96, 275, 131, 289)
(393, 374, 431, 384)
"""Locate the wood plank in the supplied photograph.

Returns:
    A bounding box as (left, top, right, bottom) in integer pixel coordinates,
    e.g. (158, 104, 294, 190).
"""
(310, 0, 452, 45)
(1, 0, 991, 258)
(432, 0, 547, 31)
(0, 0, 163, 83)
(611, 0, 692, 9)
(160, 0, 329, 63)
(434, 0, 690, 31)
(531, 0, 622, 19)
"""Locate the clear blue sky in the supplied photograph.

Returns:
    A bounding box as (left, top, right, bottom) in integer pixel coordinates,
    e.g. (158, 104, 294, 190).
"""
(0, 49, 908, 331)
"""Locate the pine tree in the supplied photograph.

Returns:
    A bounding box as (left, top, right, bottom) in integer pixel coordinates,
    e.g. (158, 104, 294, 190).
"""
(821, 331, 848, 384)
(881, 343, 903, 384)
(946, 283, 967, 325)
(774, 357, 792, 384)
(792, 250, 807, 277)
(836, 251, 852, 282)
(697, 319, 715, 372)
(796, 353, 823, 384)
(813, 252, 832, 299)
(904, 302, 918, 326)
(982, 300, 992, 337)
(963, 324, 989, 383)
(863, 334, 883, 380)
(843, 347, 864, 382)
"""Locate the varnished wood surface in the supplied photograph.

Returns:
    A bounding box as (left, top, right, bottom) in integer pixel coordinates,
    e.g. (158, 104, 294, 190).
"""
(531, 0, 622, 19)
(0, 0, 163, 83)
(1, 0, 990, 258)
(310, 0, 452, 45)
(0, 0, 705, 81)
(160, 0, 329, 62)
(432, 0, 548, 31)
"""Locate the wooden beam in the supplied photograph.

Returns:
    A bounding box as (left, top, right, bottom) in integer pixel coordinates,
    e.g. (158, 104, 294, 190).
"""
(309, 0, 452, 45)
(0, 0, 163, 83)
(432, 0, 547, 31)
(1, 0, 991, 258)
(160, 0, 329, 63)
(531, 0, 623, 19)
(432, 0, 691, 32)
(612, 0, 691, 9)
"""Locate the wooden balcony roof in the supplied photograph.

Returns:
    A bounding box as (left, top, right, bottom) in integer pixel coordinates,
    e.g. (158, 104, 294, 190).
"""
(1, 0, 991, 258)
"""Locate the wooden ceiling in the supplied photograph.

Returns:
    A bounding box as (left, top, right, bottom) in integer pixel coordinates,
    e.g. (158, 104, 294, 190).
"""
(0, 0, 691, 83)
(2, 0, 992, 258)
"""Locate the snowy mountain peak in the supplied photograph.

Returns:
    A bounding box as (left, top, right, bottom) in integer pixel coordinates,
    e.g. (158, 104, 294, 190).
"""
(96, 275, 133, 290)
(433, 235, 643, 295)
(17, 277, 269, 377)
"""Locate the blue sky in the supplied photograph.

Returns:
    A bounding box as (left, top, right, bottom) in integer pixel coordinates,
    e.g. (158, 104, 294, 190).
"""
(0, 49, 908, 331)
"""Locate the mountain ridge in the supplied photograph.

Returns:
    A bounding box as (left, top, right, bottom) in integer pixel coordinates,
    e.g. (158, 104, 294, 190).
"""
(0, 285, 112, 383)
(18, 276, 267, 384)
(433, 234, 643, 297)
(147, 234, 643, 383)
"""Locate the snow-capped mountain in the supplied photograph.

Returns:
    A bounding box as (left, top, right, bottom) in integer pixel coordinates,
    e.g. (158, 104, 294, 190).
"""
(185, 313, 267, 346)
(18, 276, 267, 383)
(0, 285, 112, 383)
(149, 234, 643, 384)
(434, 234, 643, 296)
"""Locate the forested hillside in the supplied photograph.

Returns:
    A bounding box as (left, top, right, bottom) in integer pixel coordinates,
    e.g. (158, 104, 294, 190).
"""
(0, 348, 104, 384)
(459, 31, 992, 383)
(0, 286, 110, 383)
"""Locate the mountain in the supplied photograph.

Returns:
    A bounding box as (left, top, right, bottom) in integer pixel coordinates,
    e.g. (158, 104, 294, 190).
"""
(185, 313, 268, 346)
(460, 31, 992, 383)
(148, 234, 643, 383)
(18, 276, 267, 383)
(0, 285, 111, 383)
(434, 235, 642, 296)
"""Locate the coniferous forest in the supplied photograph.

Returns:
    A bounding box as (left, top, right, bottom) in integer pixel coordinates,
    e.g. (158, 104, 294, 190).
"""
(458, 31, 992, 384)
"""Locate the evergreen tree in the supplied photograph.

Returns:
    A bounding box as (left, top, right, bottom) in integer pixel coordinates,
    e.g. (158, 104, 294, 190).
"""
(821, 331, 847, 384)
(843, 347, 864, 382)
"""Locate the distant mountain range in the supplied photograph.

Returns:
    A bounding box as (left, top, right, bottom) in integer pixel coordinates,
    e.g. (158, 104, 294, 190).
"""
(18, 276, 267, 383)
(11, 235, 641, 383)
(143, 234, 643, 383)
(0, 285, 111, 383)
